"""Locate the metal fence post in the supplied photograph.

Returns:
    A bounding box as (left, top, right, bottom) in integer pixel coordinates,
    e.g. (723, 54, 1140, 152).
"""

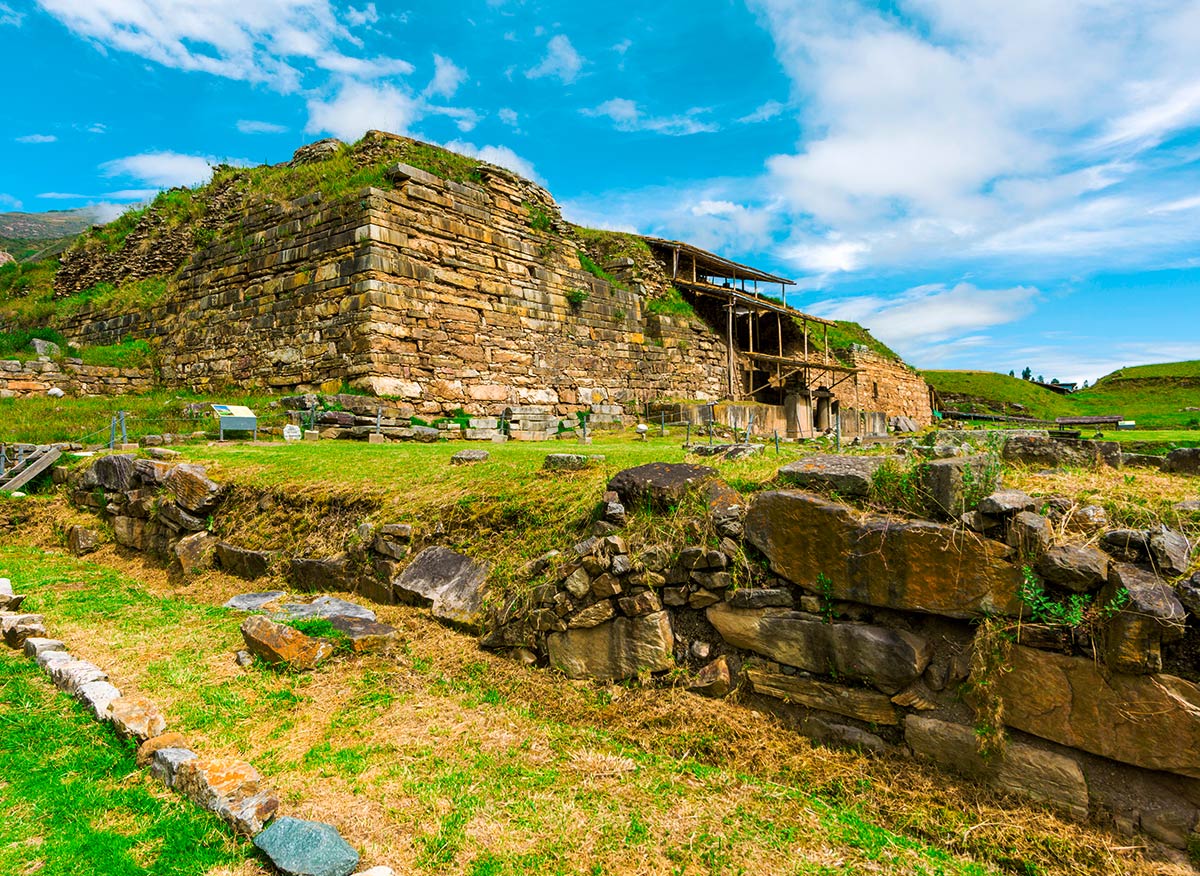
(376, 406, 382, 434)
(110, 416, 116, 449)
(774, 430, 779, 455)
(119, 410, 127, 445)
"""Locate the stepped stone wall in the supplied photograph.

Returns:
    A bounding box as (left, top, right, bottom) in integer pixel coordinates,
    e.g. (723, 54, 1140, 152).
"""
(51, 145, 929, 424)
(57, 166, 730, 415)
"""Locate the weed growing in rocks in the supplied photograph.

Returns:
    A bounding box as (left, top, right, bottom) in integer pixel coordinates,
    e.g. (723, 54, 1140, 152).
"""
(963, 616, 1013, 759)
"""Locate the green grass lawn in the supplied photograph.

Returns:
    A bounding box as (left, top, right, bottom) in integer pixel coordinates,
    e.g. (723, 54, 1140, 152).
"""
(926, 362, 1200, 430)
(0, 650, 255, 876)
(0, 389, 288, 446)
(0, 544, 1148, 876)
(168, 433, 799, 592)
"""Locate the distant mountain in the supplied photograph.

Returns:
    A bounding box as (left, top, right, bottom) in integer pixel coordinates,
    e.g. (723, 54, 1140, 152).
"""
(0, 207, 101, 241)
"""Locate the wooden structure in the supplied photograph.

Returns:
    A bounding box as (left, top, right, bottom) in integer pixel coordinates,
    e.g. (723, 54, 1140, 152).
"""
(0, 445, 61, 493)
(642, 237, 859, 431)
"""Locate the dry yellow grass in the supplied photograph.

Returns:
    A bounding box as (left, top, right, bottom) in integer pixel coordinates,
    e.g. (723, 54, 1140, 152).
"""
(2, 508, 1193, 876)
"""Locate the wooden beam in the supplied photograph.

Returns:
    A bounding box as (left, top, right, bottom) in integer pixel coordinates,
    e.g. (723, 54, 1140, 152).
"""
(726, 303, 735, 398)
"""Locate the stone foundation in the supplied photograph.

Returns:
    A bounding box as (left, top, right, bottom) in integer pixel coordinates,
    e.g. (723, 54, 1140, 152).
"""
(0, 358, 154, 398)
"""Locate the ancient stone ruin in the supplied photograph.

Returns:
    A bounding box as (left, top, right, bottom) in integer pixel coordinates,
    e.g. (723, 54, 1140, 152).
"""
(29, 131, 931, 438)
(56, 435, 1200, 856)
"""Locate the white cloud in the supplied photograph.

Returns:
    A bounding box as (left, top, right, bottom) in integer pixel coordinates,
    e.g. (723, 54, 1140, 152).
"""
(526, 34, 583, 84)
(35, 0, 411, 92)
(584, 98, 718, 136)
(16, 134, 56, 144)
(100, 151, 246, 187)
(237, 119, 289, 134)
(0, 2, 22, 27)
(810, 283, 1040, 352)
(738, 100, 784, 124)
(442, 140, 541, 184)
(424, 54, 467, 99)
(0, 193, 22, 210)
(612, 38, 631, 54)
(87, 122, 106, 134)
(305, 80, 420, 141)
(498, 108, 519, 128)
(344, 3, 378, 26)
(744, 0, 1200, 276)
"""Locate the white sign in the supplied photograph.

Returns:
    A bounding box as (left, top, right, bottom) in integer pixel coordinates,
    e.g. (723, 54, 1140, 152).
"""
(283, 424, 302, 442)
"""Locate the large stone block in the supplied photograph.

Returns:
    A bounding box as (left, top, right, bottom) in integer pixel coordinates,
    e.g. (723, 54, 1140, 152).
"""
(607, 463, 717, 512)
(921, 455, 996, 519)
(215, 542, 274, 579)
(175, 756, 279, 836)
(706, 604, 931, 693)
(112, 516, 145, 550)
(547, 610, 674, 680)
(905, 716, 1088, 820)
(1100, 563, 1186, 673)
(777, 454, 889, 498)
(745, 491, 1024, 618)
(745, 668, 898, 725)
(1035, 545, 1109, 592)
(995, 645, 1200, 778)
(392, 546, 489, 631)
(253, 816, 360, 876)
(84, 454, 136, 491)
(164, 463, 222, 514)
(1002, 436, 1104, 468)
(240, 614, 333, 670)
(1163, 448, 1200, 475)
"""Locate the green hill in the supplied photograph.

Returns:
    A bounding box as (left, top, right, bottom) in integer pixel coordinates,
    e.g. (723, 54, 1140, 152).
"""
(926, 362, 1200, 430)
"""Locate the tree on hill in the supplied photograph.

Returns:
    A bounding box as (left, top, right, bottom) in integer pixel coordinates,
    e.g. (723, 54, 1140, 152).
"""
(1008, 370, 1015, 377)
(1021, 367, 1032, 380)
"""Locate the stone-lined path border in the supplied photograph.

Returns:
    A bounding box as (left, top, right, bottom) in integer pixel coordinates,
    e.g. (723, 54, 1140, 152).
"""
(0, 575, 392, 876)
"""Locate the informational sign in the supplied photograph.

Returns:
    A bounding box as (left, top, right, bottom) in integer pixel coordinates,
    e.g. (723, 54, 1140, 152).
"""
(283, 424, 302, 442)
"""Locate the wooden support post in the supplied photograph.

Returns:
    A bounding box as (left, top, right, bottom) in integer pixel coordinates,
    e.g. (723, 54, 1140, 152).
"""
(692, 255, 697, 283)
(726, 303, 735, 398)
(776, 313, 783, 396)
(823, 324, 829, 366)
(672, 247, 678, 279)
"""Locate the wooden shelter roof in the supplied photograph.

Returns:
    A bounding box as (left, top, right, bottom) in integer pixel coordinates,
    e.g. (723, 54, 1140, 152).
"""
(641, 236, 795, 286)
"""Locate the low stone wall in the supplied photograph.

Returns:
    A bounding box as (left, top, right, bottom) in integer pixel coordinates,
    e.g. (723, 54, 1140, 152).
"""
(479, 463, 1200, 856)
(0, 358, 154, 398)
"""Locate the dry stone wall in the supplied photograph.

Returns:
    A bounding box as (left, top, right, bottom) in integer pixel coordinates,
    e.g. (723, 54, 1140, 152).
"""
(0, 357, 153, 398)
(479, 460, 1200, 857)
(50, 142, 930, 426)
(56, 164, 730, 416)
(840, 349, 933, 429)
(60, 445, 1200, 857)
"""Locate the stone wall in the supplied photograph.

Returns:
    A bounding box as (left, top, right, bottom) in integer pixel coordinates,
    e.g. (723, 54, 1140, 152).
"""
(63, 445, 1200, 856)
(56, 166, 730, 415)
(52, 145, 929, 425)
(841, 349, 933, 429)
(0, 358, 154, 398)
(480, 461, 1200, 856)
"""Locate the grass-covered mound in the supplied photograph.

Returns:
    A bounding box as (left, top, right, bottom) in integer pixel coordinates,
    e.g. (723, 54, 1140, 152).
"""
(0, 132, 534, 329)
(927, 362, 1200, 431)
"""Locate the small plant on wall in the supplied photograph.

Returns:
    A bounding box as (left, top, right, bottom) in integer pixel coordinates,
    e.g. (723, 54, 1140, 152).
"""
(566, 288, 588, 310)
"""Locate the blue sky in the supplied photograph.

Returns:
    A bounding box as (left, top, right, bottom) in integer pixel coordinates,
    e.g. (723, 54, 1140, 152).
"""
(3, 0, 1200, 383)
